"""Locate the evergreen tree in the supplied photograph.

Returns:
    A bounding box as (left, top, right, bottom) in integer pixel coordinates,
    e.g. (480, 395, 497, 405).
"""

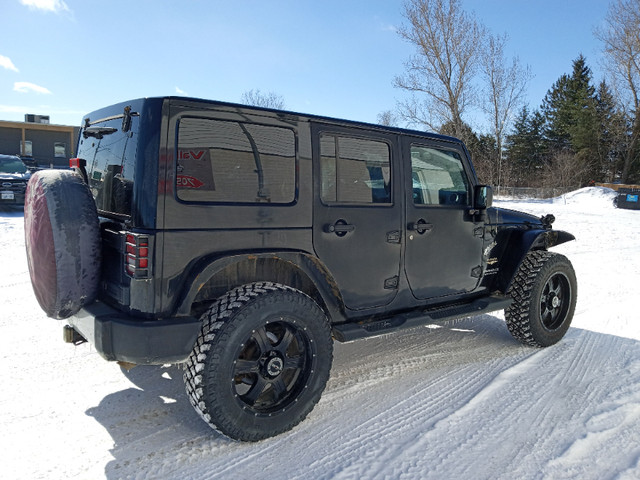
(568, 57, 598, 151)
(439, 121, 497, 184)
(474, 133, 500, 185)
(540, 55, 599, 183)
(504, 105, 546, 186)
(595, 80, 626, 181)
(439, 120, 478, 152)
(541, 73, 573, 151)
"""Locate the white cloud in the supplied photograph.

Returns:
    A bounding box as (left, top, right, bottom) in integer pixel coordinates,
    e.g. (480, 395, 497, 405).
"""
(14, 82, 52, 95)
(19, 0, 70, 13)
(374, 15, 397, 33)
(0, 55, 19, 72)
(175, 86, 187, 95)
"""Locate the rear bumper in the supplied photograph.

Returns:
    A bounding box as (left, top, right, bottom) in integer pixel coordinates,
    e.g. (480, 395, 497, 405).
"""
(68, 301, 201, 364)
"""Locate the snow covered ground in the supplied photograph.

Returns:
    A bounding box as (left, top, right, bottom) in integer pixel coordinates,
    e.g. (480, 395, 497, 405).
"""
(1, 187, 639, 480)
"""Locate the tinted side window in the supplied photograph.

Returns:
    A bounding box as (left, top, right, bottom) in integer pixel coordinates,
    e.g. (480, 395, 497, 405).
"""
(177, 118, 296, 204)
(411, 145, 470, 206)
(320, 134, 391, 204)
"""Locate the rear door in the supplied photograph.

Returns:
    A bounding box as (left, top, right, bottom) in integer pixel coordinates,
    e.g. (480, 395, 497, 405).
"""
(312, 124, 402, 310)
(403, 138, 484, 299)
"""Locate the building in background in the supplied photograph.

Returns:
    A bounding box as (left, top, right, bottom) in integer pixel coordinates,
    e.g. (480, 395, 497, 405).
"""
(0, 114, 80, 169)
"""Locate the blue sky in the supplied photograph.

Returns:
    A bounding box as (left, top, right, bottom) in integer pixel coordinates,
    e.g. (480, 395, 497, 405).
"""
(1, 0, 610, 133)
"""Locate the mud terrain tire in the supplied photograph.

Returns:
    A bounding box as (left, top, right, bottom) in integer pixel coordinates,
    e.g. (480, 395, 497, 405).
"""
(184, 282, 333, 442)
(24, 170, 101, 319)
(505, 250, 577, 347)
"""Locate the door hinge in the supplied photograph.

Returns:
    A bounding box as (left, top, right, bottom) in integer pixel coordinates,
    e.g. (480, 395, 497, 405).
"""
(471, 266, 483, 278)
(384, 276, 399, 289)
(386, 230, 401, 244)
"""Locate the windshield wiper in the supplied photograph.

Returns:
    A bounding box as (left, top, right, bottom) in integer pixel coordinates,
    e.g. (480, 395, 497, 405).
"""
(83, 126, 118, 139)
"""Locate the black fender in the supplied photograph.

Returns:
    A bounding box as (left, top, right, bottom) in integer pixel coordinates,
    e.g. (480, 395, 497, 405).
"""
(494, 229, 575, 293)
(173, 251, 346, 323)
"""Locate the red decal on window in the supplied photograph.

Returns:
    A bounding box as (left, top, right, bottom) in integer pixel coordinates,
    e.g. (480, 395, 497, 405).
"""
(177, 175, 205, 189)
(178, 150, 206, 160)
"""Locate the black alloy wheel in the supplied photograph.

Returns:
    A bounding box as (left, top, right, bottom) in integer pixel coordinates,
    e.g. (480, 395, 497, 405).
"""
(233, 320, 312, 414)
(540, 272, 572, 331)
(184, 282, 333, 441)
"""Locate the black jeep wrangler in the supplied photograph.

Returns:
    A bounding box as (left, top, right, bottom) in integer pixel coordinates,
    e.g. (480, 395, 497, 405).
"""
(24, 97, 577, 441)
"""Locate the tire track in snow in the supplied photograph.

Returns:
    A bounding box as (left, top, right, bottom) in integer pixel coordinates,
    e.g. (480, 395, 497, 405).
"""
(137, 322, 535, 480)
(378, 351, 555, 479)
(122, 329, 640, 480)
(290, 363, 525, 479)
(277, 329, 537, 479)
(362, 327, 640, 480)
(540, 334, 640, 479)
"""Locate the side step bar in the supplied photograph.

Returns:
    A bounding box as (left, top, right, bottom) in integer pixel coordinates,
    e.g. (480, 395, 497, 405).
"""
(332, 294, 513, 342)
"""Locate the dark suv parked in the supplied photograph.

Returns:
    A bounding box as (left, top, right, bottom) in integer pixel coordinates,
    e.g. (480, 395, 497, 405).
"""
(24, 97, 577, 441)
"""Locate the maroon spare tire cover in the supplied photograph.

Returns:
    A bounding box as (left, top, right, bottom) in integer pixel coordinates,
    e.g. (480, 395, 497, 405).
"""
(24, 170, 101, 319)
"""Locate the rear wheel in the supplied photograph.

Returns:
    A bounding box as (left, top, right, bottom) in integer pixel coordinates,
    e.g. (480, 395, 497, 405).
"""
(183, 282, 333, 441)
(505, 251, 577, 347)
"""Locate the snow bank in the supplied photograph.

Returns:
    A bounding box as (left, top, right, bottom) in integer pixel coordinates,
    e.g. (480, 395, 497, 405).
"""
(560, 186, 617, 204)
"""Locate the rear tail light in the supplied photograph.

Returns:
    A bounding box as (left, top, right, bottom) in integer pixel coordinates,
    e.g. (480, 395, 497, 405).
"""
(69, 158, 89, 183)
(69, 158, 85, 168)
(125, 233, 151, 278)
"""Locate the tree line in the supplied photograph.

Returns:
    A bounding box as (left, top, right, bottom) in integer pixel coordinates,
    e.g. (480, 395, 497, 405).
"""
(241, 1, 639, 187)
(382, 0, 640, 187)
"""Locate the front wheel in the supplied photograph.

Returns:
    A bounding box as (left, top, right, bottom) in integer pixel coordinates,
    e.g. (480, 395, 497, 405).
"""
(505, 251, 577, 347)
(183, 282, 333, 441)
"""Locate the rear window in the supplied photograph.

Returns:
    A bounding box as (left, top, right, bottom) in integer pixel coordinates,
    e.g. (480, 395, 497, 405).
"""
(77, 112, 139, 217)
(176, 117, 296, 204)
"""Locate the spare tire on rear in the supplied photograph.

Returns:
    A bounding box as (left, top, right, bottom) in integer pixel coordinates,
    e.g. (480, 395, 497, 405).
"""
(24, 170, 101, 319)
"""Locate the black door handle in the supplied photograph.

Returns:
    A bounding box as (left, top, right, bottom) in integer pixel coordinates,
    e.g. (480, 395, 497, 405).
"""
(324, 219, 355, 236)
(408, 219, 433, 234)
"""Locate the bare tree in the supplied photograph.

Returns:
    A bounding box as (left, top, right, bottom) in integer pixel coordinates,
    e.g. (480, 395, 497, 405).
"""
(241, 89, 286, 110)
(595, 0, 640, 182)
(543, 151, 590, 190)
(377, 110, 400, 127)
(481, 33, 532, 188)
(394, 0, 486, 141)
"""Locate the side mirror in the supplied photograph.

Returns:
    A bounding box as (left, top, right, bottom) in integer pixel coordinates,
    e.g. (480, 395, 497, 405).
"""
(474, 185, 493, 209)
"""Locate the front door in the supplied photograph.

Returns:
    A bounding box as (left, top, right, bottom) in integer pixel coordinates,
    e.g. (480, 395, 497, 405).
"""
(403, 138, 483, 300)
(312, 124, 402, 310)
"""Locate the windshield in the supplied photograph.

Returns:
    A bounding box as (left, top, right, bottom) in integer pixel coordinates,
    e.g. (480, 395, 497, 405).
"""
(77, 111, 139, 218)
(0, 157, 27, 174)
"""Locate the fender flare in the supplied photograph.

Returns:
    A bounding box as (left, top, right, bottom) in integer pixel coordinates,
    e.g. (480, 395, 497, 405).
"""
(496, 229, 575, 293)
(173, 251, 346, 322)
